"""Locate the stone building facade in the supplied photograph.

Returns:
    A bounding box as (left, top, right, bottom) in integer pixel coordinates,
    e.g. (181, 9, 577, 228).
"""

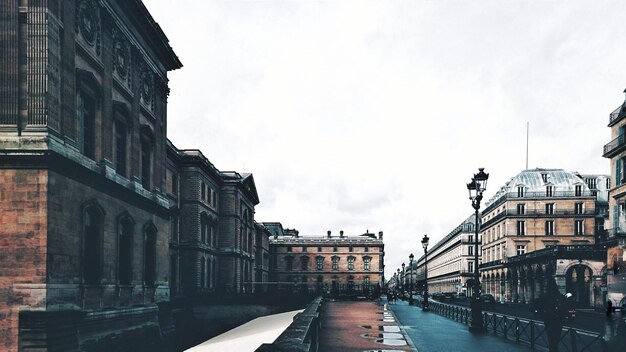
(0, 0, 182, 350)
(603, 93, 626, 309)
(478, 168, 608, 307)
(414, 215, 479, 296)
(268, 229, 385, 294)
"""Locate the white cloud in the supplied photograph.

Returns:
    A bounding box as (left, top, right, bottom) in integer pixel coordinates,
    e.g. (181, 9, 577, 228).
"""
(144, 0, 622, 277)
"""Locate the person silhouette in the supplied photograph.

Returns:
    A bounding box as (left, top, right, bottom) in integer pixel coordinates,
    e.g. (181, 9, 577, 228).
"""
(540, 279, 566, 352)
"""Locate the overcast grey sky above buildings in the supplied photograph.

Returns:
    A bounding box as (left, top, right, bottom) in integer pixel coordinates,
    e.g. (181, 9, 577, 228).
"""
(144, 0, 624, 277)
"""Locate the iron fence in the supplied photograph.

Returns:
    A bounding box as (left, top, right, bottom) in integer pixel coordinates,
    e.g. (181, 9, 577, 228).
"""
(428, 301, 607, 352)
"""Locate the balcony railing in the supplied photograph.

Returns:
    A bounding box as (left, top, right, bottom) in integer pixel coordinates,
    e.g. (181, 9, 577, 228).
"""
(481, 208, 594, 228)
(609, 104, 625, 126)
(603, 134, 626, 157)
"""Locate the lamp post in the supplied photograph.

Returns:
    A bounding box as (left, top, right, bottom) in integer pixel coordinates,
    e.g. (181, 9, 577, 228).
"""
(401, 262, 406, 299)
(421, 234, 430, 311)
(467, 167, 489, 333)
(397, 268, 401, 297)
(409, 253, 414, 305)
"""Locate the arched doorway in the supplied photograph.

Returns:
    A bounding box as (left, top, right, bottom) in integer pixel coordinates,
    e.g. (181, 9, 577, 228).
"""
(566, 264, 592, 307)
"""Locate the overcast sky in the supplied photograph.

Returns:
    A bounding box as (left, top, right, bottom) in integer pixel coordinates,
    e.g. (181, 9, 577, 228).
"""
(144, 0, 625, 278)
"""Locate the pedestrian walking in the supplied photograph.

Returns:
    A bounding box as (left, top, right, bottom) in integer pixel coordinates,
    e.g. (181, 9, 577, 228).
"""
(607, 300, 613, 317)
(540, 280, 566, 352)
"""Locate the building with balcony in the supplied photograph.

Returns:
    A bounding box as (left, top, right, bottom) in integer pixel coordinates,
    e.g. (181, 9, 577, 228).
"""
(268, 229, 384, 296)
(414, 215, 479, 296)
(479, 169, 608, 307)
(603, 93, 626, 309)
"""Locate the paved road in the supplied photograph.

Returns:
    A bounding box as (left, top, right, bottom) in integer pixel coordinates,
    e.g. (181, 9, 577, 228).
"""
(387, 298, 531, 352)
(319, 299, 413, 352)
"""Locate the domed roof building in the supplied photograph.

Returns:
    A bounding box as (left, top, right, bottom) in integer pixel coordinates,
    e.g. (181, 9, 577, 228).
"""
(479, 168, 608, 308)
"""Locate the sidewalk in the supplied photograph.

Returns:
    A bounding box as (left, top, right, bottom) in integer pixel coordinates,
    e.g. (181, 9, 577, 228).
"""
(319, 299, 414, 352)
(387, 298, 530, 352)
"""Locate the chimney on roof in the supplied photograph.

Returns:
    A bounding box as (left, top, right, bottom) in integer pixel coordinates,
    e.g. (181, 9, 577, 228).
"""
(340, 230, 344, 238)
(327, 230, 331, 238)
(378, 231, 383, 240)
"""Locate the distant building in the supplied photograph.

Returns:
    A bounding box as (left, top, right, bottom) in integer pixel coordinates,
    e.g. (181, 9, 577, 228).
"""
(415, 215, 479, 296)
(268, 228, 385, 295)
(479, 168, 608, 307)
(603, 94, 626, 309)
(0, 0, 181, 350)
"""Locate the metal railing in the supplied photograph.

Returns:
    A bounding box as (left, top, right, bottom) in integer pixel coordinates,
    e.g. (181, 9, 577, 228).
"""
(427, 301, 607, 352)
(603, 134, 626, 157)
(609, 104, 624, 126)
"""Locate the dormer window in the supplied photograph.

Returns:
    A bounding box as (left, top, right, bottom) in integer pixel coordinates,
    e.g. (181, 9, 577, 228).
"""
(575, 184, 583, 197)
(517, 186, 525, 197)
(541, 173, 548, 183)
(546, 185, 554, 197)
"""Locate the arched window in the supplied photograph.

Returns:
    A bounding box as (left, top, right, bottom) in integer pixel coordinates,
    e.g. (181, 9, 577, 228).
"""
(118, 215, 134, 285)
(83, 204, 104, 284)
(144, 224, 157, 286)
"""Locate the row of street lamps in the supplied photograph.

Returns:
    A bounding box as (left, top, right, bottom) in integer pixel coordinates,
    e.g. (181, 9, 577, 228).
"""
(393, 168, 489, 333)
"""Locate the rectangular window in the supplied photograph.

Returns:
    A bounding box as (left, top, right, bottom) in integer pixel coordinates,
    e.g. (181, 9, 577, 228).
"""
(114, 121, 127, 177)
(517, 220, 525, 236)
(201, 183, 206, 201)
(141, 140, 151, 189)
(78, 92, 96, 160)
(575, 185, 582, 197)
(316, 257, 323, 270)
(364, 257, 371, 271)
(545, 220, 554, 236)
(575, 220, 584, 235)
(468, 246, 473, 256)
(364, 246, 369, 252)
(287, 246, 292, 252)
(469, 235, 474, 243)
(318, 247, 322, 252)
(546, 186, 554, 197)
(517, 186, 525, 197)
(574, 202, 583, 215)
(348, 257, 355, 270)
(172, 174, 178, 195)
(303, 247, 307, 252)
(333, 246, 337, 252)
(516, 245, 526, 256)
(301, 257, 308, 270)
(607, 178, 611, 189)
(545, 203, 554, 215)
(332, 257, 339, 270)
(285, 257, 293, 271)
(517, 203, 525, 215)
(468, 261, 474, 273)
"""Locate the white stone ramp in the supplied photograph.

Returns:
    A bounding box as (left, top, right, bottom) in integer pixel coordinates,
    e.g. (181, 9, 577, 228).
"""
(185, 309, 304, 352)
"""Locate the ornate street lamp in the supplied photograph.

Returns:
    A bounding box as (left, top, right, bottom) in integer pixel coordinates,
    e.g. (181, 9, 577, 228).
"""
(409, 253, 414, 305)
(467, 167, 489, 333)
(401, 262, 406, 299)
(421, 235, 430, 311)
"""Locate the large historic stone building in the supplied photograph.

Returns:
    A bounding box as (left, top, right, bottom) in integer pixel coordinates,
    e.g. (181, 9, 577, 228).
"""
(0, 0, 181, 350)
(414, 215, 479, 296)
(268, 228, 385, 294)
(603, 93, 626, 309)
(478, 168, 608, 307)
